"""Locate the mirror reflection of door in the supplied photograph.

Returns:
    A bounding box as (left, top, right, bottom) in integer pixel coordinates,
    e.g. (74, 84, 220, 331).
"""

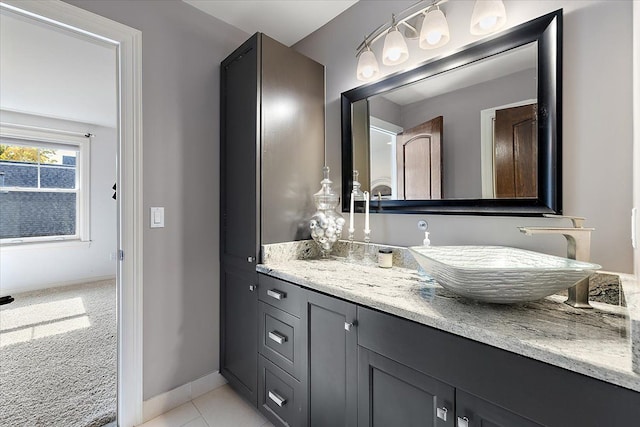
(397, 116, 443, 200)
(494, 104, 537, 198)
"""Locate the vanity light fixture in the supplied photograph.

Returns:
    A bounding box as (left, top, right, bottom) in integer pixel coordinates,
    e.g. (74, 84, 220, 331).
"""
(355, 0, 507, 81)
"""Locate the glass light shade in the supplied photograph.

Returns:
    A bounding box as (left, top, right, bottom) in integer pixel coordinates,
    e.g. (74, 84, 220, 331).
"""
(356, 48, 379, 81)
(470, 0, 507, 35)
(419, 9, 450, 49)
(382, 27, 409, 65)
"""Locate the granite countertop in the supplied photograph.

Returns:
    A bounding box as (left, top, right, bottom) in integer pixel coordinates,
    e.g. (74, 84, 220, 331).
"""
(258, 241, 640, 393)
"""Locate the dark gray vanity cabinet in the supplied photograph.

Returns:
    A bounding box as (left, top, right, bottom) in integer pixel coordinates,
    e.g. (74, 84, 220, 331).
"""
(220, 32, 324, 407)
(220, 32, 260, 405)
(358, 347, 455, 427)
(306, 291, 358, 427)
(220, 266, 258, 403)
(257, 275, 308, 426)
(256, 273, 358, 427)
(256, 274, 640, 427)
(455, 390, 542, 427)
(357, 306, 640, 427)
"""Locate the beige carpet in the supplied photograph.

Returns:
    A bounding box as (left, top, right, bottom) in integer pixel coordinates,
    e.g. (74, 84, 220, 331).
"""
(0, 279, 116, 426)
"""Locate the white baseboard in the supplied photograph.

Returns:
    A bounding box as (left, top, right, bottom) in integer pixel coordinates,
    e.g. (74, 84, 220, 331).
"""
(1, 275, 116, 296)
(141, 371, 227, 423)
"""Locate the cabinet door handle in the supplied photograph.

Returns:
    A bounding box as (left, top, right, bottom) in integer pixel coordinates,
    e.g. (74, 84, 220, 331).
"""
(248, 285, 256, 292)
(344, 321, 357, 331)
(267, 289, 286, 300)
(457, 416, 470, 427)
(268, 390, 287, 407)
(247, 256, 255, 263)
(436, 406, 448, 421)
(268, 331, 287, 345)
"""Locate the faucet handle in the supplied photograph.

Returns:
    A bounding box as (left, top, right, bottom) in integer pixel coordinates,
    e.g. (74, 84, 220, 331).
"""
(543, 214, 586, 228)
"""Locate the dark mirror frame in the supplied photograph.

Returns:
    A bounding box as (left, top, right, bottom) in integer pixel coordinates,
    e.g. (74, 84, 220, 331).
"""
(341, 9, 562, 216)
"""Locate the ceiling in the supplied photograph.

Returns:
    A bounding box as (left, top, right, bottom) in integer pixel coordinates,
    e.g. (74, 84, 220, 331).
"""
(183, 0, 358, 46)
(382, 42, 537, 106)
(0, 9, 117, 128)
(0, 1, 357, 128)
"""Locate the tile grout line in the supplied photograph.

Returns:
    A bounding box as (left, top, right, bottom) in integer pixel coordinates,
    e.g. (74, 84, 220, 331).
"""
(189, 397, 210, 427)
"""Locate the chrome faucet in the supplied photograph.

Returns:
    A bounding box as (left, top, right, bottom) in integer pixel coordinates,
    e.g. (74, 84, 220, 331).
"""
(518, 214, 595, 309)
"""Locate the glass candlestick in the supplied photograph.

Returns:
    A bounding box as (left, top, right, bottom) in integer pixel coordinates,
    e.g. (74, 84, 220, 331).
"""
(363, 229, 376, 265)
(351, 170, 366, 202)
(310, 166, 345, 258)
(347, 222, 358, 263)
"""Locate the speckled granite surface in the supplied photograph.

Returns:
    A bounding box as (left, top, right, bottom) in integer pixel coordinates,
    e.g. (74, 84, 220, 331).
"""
(262, 240, 418, 269)
(619, 274, 640, 374)
(259, 241, 640, 392)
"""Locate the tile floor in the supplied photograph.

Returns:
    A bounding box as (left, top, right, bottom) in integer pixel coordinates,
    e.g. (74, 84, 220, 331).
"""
(138, 384, 274, 427)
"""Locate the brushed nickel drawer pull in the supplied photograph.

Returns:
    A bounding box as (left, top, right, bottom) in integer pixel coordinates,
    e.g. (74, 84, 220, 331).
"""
(436, 406, 448, 421)
(267, 289, 286, 300)
(268, 390, 287, 407)
(268, 331, 287, 345)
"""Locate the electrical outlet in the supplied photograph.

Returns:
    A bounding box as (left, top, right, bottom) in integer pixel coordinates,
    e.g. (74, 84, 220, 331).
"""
(110, 252, 117, 261)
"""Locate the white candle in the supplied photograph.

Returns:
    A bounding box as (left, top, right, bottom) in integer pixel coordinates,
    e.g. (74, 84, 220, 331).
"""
(348, 189, 355, 233)
(364, 191, 370, 233)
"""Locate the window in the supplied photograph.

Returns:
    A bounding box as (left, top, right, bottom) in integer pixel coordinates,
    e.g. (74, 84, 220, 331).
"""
(0, 125, 90, 244)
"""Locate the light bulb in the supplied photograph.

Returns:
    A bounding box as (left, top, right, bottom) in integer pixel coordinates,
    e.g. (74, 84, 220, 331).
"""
(426, 31, 442, 46)
(387, 48, 401, 61)
(479, 15, 498, 30)
(362, 66, 374, 79)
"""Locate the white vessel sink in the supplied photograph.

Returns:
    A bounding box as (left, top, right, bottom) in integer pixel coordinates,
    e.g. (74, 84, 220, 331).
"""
(408, 246, 601, 303)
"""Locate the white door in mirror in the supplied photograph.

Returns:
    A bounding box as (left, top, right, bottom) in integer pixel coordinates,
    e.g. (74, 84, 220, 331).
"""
(150, 207, 164, 228)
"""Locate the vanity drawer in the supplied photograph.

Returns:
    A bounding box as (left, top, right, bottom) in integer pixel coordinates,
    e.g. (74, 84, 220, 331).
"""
(259, 301, 306, 380)
(258, 273, 303, 317)
(258, 355, 306, 427)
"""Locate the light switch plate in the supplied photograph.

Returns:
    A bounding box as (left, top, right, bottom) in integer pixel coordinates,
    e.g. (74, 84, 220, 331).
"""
(150, 207, 164, 228)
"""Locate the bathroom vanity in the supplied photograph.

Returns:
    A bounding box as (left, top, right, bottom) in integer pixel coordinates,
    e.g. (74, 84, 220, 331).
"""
(218, 10, 640, 427)
(248, 242, 640, 427)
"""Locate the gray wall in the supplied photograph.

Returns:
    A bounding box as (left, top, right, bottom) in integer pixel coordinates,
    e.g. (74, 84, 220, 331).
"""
(369, 95, 402, 126)
(65, 0, 249, 399)
(400, 68, 536, 199)
(295, 0, 634, 272)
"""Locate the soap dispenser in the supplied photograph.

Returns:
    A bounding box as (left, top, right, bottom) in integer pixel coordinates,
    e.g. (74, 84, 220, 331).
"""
(418, 220, 429, 245)
(417, 220, 430, 280)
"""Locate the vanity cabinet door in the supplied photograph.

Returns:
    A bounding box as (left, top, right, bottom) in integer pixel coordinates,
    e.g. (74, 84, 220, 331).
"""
(455, 390, 542, 427)
(306, 291, 357, 427)
(220, 266, 258, 405)
(220, 34, 259, 267)
(358, 347, 455, 427)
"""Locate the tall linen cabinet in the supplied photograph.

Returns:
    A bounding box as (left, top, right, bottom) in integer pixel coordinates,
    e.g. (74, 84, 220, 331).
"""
(220, 33, 325, 405)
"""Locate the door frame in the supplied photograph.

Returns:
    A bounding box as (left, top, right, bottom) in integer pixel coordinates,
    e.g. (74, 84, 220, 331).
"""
(0, 1, 144, 425)
(633, 1, 639, 276)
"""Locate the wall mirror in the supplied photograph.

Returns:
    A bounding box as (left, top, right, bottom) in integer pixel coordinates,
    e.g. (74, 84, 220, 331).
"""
(341, 10, 562, 215)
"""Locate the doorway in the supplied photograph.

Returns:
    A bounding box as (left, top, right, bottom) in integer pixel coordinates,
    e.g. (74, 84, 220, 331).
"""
(0, 1, 143, 426)
(0, 6, 117, 426)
